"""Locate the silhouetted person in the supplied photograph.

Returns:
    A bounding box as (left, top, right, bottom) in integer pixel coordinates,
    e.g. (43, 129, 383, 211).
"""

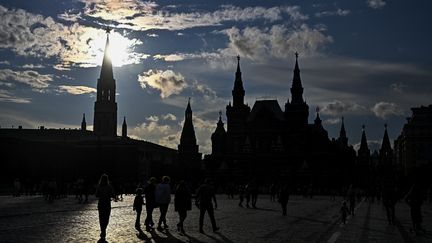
(238, 184, 245, 207)
(13, 178, 21, 197)
(95, 174, 115, 242)
(155, 176, 171, 230)
(270, 183, 277, 202)
(340, 201, 349, 224)
(405, 184, 425, 234)
(347, 186, 356, 215)
(133, 188, 144, 230)
(249, 180, 259, 208)
(174, 181, 192, 234)
(278, 185, 290, 216)
(245, 183, 251, 208)
(144, 177, 157, 231)
(382, 185, 397, 225)
(196, 178, 219, 233)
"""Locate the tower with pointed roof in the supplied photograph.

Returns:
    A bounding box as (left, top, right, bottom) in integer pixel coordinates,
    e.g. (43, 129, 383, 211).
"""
(211, 111, 227, 155)
(122, 116, 127, 138)
(94, 28, 117, 137)
(285, 52, 309, 127)
(178, 99, 202, 181)
(81, 113, 87, 131)
(226, 55, 251, 152)
(337, 117, 349, 147)
(379, 124, 393, 166)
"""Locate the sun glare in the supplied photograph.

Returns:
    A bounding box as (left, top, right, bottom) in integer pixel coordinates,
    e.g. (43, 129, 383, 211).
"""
(90, 31, 135, 67)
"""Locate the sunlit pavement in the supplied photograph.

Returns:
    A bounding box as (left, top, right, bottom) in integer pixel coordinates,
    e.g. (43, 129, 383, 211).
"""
(0, 195, 431, 242)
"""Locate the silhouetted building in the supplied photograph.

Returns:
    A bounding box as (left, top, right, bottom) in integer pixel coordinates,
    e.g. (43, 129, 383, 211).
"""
(94, 28, 117, 137)
(81, 113, 87, 131)
(122, 117, 127, 138)
(0, 29, 178, 187)
(394, 105, 432, 176)
(204, 54, 356, 189)
(178, 99, 202, 182)
(357, 125, 371, 187)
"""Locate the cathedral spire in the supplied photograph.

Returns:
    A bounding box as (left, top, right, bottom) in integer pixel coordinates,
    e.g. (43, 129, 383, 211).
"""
(290, 52, 304, 104)
(100, 27, 113, 81)
(232, 55, 245, 107)
(122, 116, 127, 138)
(81, 113, 86, 131)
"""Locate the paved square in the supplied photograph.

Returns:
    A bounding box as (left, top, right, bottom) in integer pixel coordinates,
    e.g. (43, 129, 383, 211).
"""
(0, 195, 431, 242)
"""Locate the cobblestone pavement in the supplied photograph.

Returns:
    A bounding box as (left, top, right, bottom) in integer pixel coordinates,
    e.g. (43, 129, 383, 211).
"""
(0, 195, 431, 242)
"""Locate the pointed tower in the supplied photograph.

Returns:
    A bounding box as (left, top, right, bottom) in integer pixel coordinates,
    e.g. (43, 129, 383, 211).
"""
(285, 52, 309, 127)
(211, 111, 227, 155)
(358, 125, 370, 157)
(314, 107, 322, 128)
(380, 124, 393, 166)
(93, 27, 118, 137)
(178, 98, 202, 181)
(226, 55, 251, 152)
(122, 116, 127, 138)
(338, 117, 348, 147)
(81, 113, 87, 131)
(178, 98, 199, 154)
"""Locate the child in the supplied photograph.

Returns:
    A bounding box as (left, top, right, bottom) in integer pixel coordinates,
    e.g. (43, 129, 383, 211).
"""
(340, 201, 349, 224)
(133, 188, 145, 230)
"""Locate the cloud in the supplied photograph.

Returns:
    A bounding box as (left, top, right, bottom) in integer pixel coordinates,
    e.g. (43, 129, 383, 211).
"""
(221, 24, 333, 61)
(367, 0, 386, 9)
(162, 113, 177, 121)
(138, 69, 187, 98)
(390, 82, 407, 93)
(146, 33, 159, 37)
(0, 69, 53, 89)
(353, 139, 382, 152)
(0, 60, 10, 65)
(315, 9, 351, 17)
(80, 3, 308, 31)
(0, 90, 31, 103)
(21, 64, 44, 69)
(57, 10, 82, 22)
(371, 102, 404, 119)
(321, 100, 366, 116)
(323, 118, 341, 125)
(0, 5, 147, 69)
(57, 85, 97, 95)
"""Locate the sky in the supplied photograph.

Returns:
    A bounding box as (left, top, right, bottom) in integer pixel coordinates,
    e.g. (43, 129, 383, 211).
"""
(0, 0, 431, 154)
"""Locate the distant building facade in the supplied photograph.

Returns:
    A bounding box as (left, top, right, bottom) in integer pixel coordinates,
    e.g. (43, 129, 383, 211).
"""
(394, 105, 432, 176)
(204, 55, 356, 189)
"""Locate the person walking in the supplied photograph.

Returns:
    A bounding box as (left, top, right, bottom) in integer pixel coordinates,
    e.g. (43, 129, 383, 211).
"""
(382, 185, 397, 225)
(95, 174, 115, 242)
(144, 177, 157, 231)
(196, 178, 219, 233)
(174, 181, 192, 234)
(133, 188, 145, 230)
(155, 176, 171, 230)
(278, 184, 290, 216)
(405, 184, 425, 234)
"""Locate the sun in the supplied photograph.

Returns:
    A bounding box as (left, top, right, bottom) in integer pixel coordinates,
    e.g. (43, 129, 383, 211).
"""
(90, 31, 136, 67)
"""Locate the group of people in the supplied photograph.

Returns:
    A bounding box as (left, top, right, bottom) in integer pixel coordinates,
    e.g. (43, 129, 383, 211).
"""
(95, 174, 220, 242)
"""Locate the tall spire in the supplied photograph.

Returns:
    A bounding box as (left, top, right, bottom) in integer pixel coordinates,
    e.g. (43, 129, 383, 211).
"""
(100, 27, 113, 81)
(81, 113, 86, 131)
(359, 125, 369, 152)
(93, 26, 117, 137)
(314, 107, 322, 127)
(179, 98, 198, 153)
(232, 55, 245, 107)
(338, 117, 348, 146)
(381, 124, 392, 152)
(122, 116, 127, 138)
(290, 52, 304, 104)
